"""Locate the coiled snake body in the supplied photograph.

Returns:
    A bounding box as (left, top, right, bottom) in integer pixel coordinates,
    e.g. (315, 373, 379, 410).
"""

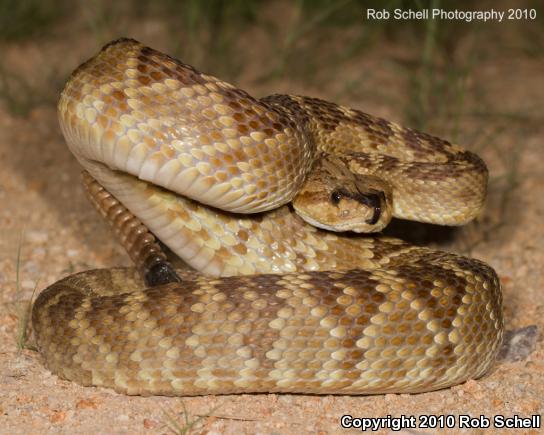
(32, 39, 503, 396)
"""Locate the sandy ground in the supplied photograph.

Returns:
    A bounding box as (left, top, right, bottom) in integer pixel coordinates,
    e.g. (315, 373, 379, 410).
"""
(0, 13, 543, 435)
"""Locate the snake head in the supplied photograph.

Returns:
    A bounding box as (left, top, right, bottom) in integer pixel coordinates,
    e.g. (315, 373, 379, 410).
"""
(292, 155, 393, 233)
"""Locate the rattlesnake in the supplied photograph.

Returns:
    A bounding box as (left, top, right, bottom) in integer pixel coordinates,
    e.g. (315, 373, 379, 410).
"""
(31, 38, 503, 396)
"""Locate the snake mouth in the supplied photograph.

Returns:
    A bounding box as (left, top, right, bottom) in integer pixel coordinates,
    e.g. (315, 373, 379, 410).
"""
(330, 188, 385, 225)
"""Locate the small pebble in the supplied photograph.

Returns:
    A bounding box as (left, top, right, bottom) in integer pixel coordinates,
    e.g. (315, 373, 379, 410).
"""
(23, 261, 39, 274)
(384, 393, 397, 402)
(32, 247, 46, 257)
(26, 230, 49, 244)
(21, 280, 36, 290)
(498, 325, 539, 362)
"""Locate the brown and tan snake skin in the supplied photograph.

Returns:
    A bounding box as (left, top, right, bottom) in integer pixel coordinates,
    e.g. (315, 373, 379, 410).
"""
(32, 39, 503, 396)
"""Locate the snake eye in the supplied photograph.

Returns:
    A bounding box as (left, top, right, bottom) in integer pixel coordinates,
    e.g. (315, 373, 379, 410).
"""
(330, 190, 342, 205)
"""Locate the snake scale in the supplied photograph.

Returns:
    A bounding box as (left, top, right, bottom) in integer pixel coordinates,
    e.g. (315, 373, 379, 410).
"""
(32, 38, 503, 396)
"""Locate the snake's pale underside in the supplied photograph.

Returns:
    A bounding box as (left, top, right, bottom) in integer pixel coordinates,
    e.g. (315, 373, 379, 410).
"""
(32, 38, 503, 396)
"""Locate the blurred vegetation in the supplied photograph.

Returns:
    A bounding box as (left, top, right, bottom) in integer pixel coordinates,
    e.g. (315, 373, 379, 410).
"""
(0, 0, 63, 41)
(0, 0, 540, 132)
